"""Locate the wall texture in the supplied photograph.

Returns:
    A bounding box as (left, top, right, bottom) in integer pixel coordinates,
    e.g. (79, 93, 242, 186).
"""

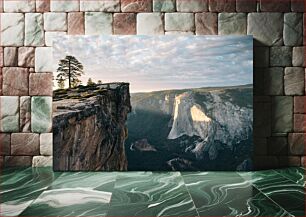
(0, 0, 305, 169)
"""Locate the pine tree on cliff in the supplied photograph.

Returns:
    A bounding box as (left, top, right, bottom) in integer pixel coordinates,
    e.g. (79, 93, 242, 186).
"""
(56, 55, 84, 89)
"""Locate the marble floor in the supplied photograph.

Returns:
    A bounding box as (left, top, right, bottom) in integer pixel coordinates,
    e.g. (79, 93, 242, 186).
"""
(0, 167, 305, 217)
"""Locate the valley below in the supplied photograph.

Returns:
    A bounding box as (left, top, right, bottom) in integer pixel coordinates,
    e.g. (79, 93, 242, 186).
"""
(126, 84, 253, 171)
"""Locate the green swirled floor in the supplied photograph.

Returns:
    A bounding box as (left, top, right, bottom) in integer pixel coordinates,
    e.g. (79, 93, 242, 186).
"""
(0, 167, 305, 216)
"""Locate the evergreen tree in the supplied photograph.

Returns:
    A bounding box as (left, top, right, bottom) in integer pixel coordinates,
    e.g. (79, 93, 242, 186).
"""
(56, 55, 84, 89)
(87, 78, 95, 86)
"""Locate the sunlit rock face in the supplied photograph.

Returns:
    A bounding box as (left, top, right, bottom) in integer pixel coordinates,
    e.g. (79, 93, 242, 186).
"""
(168, 90, 252, 160)
(53, 83, 131, 171)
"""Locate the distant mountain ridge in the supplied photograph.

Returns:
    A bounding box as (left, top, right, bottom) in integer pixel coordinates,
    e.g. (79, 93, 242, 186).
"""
(126, 84, 253, 171)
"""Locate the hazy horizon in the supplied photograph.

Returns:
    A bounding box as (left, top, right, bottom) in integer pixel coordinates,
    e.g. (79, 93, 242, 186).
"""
(53, 35, 253, 93)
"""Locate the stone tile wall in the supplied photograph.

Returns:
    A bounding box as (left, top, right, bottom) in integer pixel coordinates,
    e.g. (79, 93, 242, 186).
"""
(0, 0, 305, 169)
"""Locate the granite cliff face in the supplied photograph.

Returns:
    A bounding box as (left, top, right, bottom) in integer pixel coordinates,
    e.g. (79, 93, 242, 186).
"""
(126, 84, 253, 171)
(53, 83, 131, 171)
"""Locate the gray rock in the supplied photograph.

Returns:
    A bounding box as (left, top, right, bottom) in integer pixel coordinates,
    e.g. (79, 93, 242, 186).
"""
(272, 96, 293, 133)
(264, 67, 284, 95)
(254, 47, 269, 67)
(284, 13, 303, 46)
(284, 67, 305, 95)
(218, 13, 246, 35)
(270, 46, 292, 67)
(292, 47, 305, 67)
(247, 13, 283, 46)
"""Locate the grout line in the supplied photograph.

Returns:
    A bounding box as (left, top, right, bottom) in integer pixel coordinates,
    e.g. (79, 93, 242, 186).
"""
(180, 172, 201, 217)
(273, 168, 305, 188)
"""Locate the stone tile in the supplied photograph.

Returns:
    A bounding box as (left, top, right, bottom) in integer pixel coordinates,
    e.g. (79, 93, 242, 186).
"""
(113, 13, 136, 35)
(11, 133, 39, 155)
(153, 0, 175, 12)
(0, 13, 25, 46)
(0, 47, 3, 67)
(270, 46, 292, 67)
(292, 47, 305, 67)
(294, 96, 305, 113)
(254, 137, 267, 155)
(278, 156, 301, 167)
(304, 13, 306, 46)
(31, 96, 52, 133)
(264, 67, 284, 95)
(254, 47, 269, 67)
(32, 156, 53, 167)
(195, 13, 217, 35)
(40, 133, 53, 155)
(208, 0, 235, 12)
(294, 114, 306, 132)
(254, 102, 271, 137)
(284, 13, 303, 46)
(0, 133, 11, 155)
(272, 96, 293, 133)
(4, 156, 32, 167)
(253, 156, 279, 170)
(20, 96, 31, 133)
(4, 47, 18, 66)
(247, 13, 283, 46)
(218, 13, 246, 35)
(45, 32, 67, 46)
(295, 47, 306, 67)
(0, 96, 19, 132)
(80, 0, 120, 12)
(165, 31, 195, 35)
(288, 133, 305, 155)
(3, 0, 35, 12)
(291, 0, 304, 12)
(85, 12, 113, 35)
(137, 13, 164, 35)
(236, 0, 256, 12)
(18, 47, 35, 67)
(268, 136, 288, 156)
(260, 0, 290, 12)
(44, 12, 67, 31)
(0, 68, 2, 96)
(2, 67, 29, 96)
(50, 0, 79, 12)
(121, 0, 152, 12)
(284, 67, 305, 95)
(177, 0, 208, 12)
(68, 12, 85, 35)
(25, 13, 44, 46)
(302, 156, 306, 167)
(35, 47, 53, 72)
(36, 0, 50, 12)
(165, 13, 195, 31)
(29, 73, 53, 96)
(254, 67, 265, 95)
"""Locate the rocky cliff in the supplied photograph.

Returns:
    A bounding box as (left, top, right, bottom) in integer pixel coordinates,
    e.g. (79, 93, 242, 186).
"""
(53, 83, 131, 171)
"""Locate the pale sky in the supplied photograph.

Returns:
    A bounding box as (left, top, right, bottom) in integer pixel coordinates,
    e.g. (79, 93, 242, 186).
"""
(53, 35, 253, 93)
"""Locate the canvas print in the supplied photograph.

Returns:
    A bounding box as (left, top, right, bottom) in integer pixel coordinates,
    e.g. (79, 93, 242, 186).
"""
(52, 35, 253, 171)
